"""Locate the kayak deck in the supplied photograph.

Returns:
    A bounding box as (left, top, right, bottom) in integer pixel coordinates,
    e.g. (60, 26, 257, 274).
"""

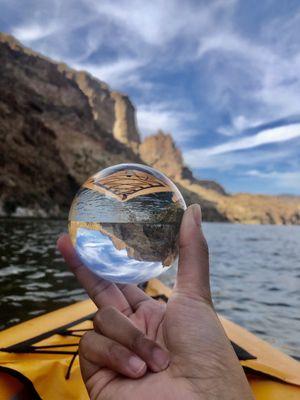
(0, 279, 299, 399)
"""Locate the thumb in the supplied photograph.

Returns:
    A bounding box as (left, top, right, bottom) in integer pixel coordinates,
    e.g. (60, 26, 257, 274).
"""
(175, 204, 212, 302)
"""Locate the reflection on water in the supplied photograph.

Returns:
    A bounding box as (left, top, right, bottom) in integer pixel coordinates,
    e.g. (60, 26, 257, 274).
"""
(0, 219, 299, 357)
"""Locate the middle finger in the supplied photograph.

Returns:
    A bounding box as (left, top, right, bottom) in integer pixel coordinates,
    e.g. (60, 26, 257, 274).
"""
(94, 306, 170, 372)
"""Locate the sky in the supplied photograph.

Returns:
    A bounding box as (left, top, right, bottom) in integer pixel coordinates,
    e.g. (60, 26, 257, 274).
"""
(1, 0, 300, 195)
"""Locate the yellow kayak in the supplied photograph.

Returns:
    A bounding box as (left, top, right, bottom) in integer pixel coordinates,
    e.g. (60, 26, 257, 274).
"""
(0, 279, 299, 399)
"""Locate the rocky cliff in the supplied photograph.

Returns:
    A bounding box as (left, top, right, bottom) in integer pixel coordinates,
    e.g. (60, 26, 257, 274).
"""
(140, 132, 226, 194)
(140, 132, 300, 224)
(1, 32, 299, 224)
(0, 33, 141, 217)
(59, 66, 140, 151)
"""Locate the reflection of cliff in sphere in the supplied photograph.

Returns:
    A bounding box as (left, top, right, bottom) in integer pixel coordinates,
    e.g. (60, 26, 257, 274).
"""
(68, 163, 186, 284)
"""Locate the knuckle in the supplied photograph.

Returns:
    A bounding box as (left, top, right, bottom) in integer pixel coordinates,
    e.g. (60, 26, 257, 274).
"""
(106, 341, 122, 361)
(131, 331, 147, 353)
(90, 281, 112, 302)
(93, 305, 115, 331)
(93, 311, 102, 332)
(79, 331, 94, 357)
(100, 304, 116, 317)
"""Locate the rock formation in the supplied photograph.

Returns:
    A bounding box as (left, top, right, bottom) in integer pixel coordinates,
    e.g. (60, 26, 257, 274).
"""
(111, 91, 140, 152)
(140, 131, 300, 223)
(140, 131, 193, 181)
(59, 66, 140, 151)
(0, 32, 299, 224)
(0, 33, 141, 217)
(139, 131, 226, 194)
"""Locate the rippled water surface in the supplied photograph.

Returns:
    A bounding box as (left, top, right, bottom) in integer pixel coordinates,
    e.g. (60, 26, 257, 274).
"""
(0, 219, 299, 357)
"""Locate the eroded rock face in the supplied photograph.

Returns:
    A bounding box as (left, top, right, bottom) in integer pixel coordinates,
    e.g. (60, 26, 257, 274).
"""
(0, 33, 141, 217)
(0, 33, 140, 139)
(60, 68, 141, 151)
(139, 131, 191, 180)
(139, 131, 226, 192)
(60, 67, 116, 135)
(138, 131, 300, 224)
(138, 131, 228, 219)
(111, 92, 140, 152)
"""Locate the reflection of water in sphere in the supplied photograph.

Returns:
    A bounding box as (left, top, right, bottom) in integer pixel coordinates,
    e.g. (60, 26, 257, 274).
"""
(69, 164, 186, 284)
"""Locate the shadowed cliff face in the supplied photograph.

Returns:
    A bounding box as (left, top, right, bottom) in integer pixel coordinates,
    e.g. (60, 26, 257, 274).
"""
(0, 33, 141, 217)
(0, 33, 299, 224)
(59, 67, 140, 151)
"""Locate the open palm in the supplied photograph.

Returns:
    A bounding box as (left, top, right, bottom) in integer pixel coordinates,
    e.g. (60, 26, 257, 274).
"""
(58, 205, 253, 400)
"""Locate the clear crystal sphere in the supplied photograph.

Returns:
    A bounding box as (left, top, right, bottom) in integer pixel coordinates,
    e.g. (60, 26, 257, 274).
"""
(68, 163, 186, 284)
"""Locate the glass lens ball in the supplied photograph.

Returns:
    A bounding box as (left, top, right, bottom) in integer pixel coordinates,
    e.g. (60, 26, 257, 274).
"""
(68, 163, 186, 284)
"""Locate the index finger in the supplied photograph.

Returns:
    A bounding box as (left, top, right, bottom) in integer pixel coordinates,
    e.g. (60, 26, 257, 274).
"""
(57, 234, 132, 315)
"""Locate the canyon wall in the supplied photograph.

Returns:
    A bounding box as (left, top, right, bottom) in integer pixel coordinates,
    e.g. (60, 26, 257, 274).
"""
(1, 33, 299, 224)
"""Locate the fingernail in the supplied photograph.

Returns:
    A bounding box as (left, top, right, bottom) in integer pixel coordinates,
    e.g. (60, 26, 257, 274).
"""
(152, 347, 170, 370)
(128, 356, 146, 374)
(191, 204, 201, 226)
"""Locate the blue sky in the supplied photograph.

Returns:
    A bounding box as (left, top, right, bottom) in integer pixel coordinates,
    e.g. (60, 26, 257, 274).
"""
(1, 0, 300, 194)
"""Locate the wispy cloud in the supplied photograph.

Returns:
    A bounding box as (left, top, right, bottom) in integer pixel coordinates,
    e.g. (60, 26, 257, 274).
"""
(185, 123, 300, 168)
(12, 23, 58, 42)
(246, 170, 300, 192)
(137, 101, 197, 142)
(7, 1, 208, 145)
(207, 123, 300, 156)
(3, 0, 300, 194)
(73, 58, 146, 88)
(197, 25, 300, 134)
(218, 115, 264, 136)
(185, 148, 293, 171)
(89, 0, 235, 47)
(89, 0, 182, 46)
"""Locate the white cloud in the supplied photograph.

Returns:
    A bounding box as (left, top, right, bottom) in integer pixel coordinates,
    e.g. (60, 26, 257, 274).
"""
(197, 26, 300, 133)
(246, 170, 300, 192)
(185, 123, 300, 168)
(73, 58, 146, 88)
(4, 0, 300, 194)
(185, 147, 292, 171)
(89, 0, 178, 46)
(65, 0, 236, 90)
(137, 101, 197, 142)
(208, 123, 300, 156)
(89, 0, 236, 47)
(198, 31, 266, 60)
(12, 23, 58, 42)
(8, 1, 238, 101)
(218, 115, 263, 136)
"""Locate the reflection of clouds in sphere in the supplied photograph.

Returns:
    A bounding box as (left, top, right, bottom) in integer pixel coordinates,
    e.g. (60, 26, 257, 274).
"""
(76, 228, 164, 284)
(69, 163, 186, 284)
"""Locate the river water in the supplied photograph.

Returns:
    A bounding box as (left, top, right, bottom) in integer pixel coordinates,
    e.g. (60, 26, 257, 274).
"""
(0, 219, 299, 358)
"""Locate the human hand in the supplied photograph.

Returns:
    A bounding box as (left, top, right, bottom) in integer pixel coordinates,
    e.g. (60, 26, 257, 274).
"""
(58, 204, 254, 400)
